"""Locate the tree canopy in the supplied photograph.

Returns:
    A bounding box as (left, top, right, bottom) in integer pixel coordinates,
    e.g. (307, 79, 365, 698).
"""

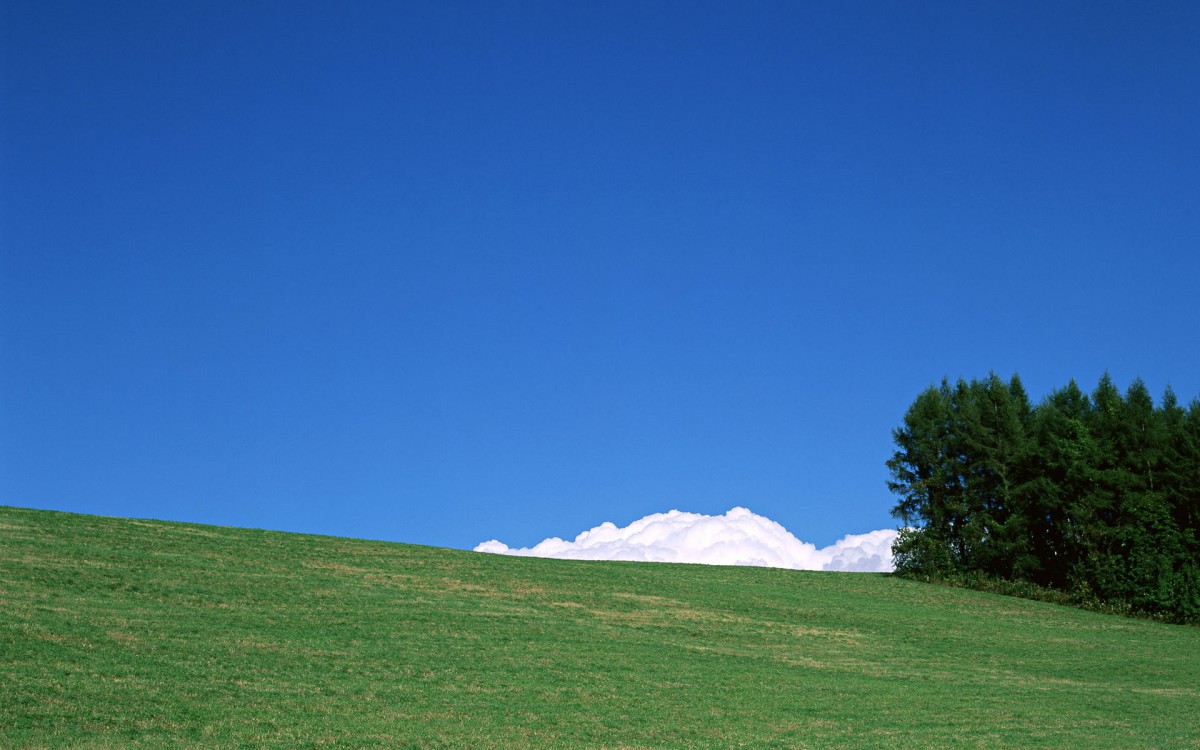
(888, 373, 1200, 623)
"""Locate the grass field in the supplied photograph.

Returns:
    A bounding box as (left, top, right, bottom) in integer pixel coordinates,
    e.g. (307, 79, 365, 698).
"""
(2, 505, 1198, 748)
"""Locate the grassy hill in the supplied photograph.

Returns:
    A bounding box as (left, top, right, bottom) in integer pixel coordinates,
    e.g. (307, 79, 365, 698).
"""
(2, 506, 1198, 749)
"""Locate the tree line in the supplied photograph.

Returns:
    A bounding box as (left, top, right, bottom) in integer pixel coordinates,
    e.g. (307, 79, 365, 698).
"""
(887, 373, 1200, 623)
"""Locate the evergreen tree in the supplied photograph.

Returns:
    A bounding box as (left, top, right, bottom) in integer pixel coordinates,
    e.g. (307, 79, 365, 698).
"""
(1121, 381, 1183, 613)
(888, 374, 1032, 577)
(1178, 401, 1200, 620)
(888, 372, 1200, 622)
(1164, 395, 1200, 541)
(887, 380, 957, 575)
(1021, 380, 1095, 588)
(954, 374, 1030, 578)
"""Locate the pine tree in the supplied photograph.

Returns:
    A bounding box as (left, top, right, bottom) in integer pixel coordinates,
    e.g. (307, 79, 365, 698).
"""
(1114, 380, 1182, 614)
(887, 381, 957, 575)
(955, 374, 1031, 578)
(1022, 381, 1096, 588)
(887, 372, 1200, 622)
(888, 374, 1032, 577)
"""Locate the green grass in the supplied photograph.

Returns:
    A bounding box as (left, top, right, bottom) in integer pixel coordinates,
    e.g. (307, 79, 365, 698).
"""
(2, 506, 1199, 749)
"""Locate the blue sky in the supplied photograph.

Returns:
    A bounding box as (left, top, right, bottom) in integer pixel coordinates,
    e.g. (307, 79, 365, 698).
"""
(2, 1, 1198, 551)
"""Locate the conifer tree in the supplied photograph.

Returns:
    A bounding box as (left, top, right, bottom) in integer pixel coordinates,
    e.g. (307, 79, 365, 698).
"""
(1022, 381, 1095, 588)
(887, 380, 957, 575)
(888, 372, 1200, 622)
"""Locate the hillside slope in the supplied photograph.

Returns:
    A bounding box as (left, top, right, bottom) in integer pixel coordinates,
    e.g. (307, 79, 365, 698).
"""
(2, 506, 1198, 749)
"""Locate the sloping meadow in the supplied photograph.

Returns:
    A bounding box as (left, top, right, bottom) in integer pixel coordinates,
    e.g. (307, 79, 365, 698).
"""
(2, 506, 1198, 748)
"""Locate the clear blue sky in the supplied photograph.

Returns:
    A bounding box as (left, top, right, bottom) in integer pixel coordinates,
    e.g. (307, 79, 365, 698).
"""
(2, 1, 1198, 550)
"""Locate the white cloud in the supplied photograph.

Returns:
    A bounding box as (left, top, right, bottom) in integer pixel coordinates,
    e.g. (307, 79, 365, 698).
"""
(475, 507, 897, 573)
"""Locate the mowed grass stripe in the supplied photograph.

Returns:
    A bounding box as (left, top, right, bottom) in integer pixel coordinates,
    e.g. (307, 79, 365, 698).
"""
(2, 506, 1198, 748)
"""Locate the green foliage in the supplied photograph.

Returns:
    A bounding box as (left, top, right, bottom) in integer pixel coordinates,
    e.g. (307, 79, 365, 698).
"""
(889, 373, 1200, 624)
(887, 374, 1032, 578)
(3, 506, 1200, 749)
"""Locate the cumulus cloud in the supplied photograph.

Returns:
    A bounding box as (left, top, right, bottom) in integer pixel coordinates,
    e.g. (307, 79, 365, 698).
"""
(475, 507, 897, 573)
